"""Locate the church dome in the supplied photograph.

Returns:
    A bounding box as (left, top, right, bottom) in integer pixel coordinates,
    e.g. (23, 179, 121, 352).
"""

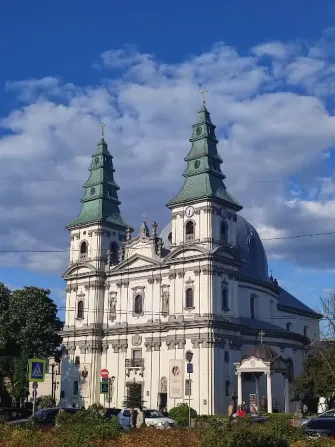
(159, 215, 269, 282)
(245, 345, 277, 361)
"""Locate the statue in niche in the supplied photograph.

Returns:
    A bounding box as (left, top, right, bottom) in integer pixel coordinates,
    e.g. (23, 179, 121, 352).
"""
(109, 295, 117, 321)
(161, 376, 167, 393)
(161, 291, 169, 316)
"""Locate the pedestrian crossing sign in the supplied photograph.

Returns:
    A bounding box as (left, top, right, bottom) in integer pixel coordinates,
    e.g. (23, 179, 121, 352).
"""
(100, 382, 109, 394)
(28, 358, 46, 382)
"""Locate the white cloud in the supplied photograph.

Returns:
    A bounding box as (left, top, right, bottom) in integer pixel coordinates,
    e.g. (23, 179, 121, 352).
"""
(2, 37, 335, 273)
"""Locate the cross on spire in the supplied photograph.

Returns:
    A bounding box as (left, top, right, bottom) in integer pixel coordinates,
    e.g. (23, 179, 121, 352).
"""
(142, 212, 147, 222)
(101, 122, 106, 138)
(259, 330, 265, 345)
(201, 87, 208, 104)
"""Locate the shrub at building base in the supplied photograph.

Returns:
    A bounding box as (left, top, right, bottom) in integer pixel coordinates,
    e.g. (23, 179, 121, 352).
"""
(168, 404, 197, 426)
(36, 395, 56, 411)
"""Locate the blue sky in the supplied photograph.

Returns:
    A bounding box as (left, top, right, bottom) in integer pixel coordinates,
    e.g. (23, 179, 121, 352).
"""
(1, 0, 335, 318)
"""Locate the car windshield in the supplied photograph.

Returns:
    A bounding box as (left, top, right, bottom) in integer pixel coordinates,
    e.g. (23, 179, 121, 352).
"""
(144, 410, 164, 418)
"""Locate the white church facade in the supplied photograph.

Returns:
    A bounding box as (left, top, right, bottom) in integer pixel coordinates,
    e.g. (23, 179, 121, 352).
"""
(60, 101, 320, 414)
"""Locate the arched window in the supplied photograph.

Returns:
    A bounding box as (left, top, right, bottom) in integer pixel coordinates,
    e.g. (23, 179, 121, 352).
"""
(304, 326, 308, 338)
(80, 241, 88, 260)
(77, 301, 84, 319)
(222, 287, 228, 310)
(185, 221, 194, 241)
(220, 221, 228, 242)
(134, 295, 143, 315)
(109, 241, 119, 265)
(168, 232, 172, 243)
(224, 351, 230, 363)
(286, 322, 292, 332)
(250, 294, 256, 319)
(186, 288, 194, 308)
(286, 358, 294, 383)
(225, 380, 230, 397)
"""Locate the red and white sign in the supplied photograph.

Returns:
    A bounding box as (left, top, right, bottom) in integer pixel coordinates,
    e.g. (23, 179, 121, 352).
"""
(100, 369, 109, 379)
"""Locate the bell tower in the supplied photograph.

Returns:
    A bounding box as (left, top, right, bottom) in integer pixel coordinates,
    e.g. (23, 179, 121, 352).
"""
(166, 95, 242, 249)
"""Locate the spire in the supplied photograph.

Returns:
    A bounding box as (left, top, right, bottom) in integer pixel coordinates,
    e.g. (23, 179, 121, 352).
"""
(67, 135, 130, 229)
(166, 100, 242, 210)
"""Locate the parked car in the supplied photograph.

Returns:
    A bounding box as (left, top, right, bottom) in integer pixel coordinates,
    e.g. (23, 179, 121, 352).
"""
(7, 407, 81, 428)
(104, 408, 121, 418)
(117, 408, 177, 429)
(299, 408, 335, 427)
(303, 417, 335, 437)
(0, 408, 32, 423)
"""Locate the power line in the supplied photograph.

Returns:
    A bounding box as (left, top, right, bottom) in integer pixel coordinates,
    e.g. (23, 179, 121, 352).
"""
(0, 229, 334, 254)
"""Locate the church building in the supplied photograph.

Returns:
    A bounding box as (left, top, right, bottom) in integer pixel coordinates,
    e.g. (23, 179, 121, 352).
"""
(60, 99, 320, 414)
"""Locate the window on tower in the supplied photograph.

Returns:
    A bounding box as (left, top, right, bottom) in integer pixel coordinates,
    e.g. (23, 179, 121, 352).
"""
(80, 241, 88, 260)
(134, 295, 143, 315)
(77, 301, 84, 319)
(286, 322, 292, 332)
(109, 241, 119, 265)
(220, 221, 228, 243)
(250, 294, 256, 319)
(185, 221, 194, 242)
(168, 232, 172, 244)
(222, 285, 229, 310)
(185, 288, 194, 308)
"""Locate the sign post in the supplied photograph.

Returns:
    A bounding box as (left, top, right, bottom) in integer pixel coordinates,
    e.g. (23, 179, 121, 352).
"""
(28, 359, 46, 383)
(100, 369, 109, 379)
(32, 382, 38, 416)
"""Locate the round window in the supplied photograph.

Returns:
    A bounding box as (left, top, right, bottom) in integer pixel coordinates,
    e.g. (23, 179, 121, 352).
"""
(194, 160, 200, 169)
(90, 187, 96, 195)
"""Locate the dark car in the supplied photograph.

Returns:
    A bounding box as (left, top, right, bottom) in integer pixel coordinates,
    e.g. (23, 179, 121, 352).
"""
(104, 408, 121, 418)
(7, 407, 81, 428)
(0, 408, 32, 423)
(304, 418, 335, 437)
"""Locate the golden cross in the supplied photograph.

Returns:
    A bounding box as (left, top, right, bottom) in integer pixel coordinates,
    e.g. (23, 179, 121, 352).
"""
(142, 212, 147, 222)
(259, 330, 265, 345)
(201, 87, 208, 104)
(101, 122, 106, 138)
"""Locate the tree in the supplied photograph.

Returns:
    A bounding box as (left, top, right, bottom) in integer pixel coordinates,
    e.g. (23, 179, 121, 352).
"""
(320, 291, 335, 340)
(0, 285, 63, 403)
(123, 382, 144, 408)
(293, 341, 335, 407)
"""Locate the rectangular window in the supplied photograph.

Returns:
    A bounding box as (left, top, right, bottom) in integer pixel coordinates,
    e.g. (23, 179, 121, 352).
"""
(73, 380, 79, 396)
(185, 379, 192, 396)
(132, 349, 142, 367)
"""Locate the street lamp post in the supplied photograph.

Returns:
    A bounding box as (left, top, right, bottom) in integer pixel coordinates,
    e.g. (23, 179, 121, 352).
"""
(185, 351, 193, 426)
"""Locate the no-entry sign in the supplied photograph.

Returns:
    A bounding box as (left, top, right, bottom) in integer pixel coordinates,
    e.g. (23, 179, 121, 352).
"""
(100, 369, 109, 379)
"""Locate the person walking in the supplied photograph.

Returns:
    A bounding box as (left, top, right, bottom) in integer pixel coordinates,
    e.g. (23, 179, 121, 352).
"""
(136, 406, 145, 429)
(130, 408, 137, 429)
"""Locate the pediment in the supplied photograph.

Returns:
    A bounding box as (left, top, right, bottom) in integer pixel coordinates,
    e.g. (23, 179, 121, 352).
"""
(110, 254, 160, 272)
(212, 246, 244, 263)
(238, 356, 270, 371)
(63, 262, 97, 278)
(166, 245, 209, 261)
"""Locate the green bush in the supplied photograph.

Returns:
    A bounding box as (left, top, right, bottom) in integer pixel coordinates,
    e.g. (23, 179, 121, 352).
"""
(35, 394, 56, 410)
(169, 404, 197, 426)
(54, 409, 123, 446)
(200, 414, 304, 447)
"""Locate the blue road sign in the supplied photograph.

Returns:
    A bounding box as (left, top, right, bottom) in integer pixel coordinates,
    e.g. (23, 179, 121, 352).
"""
(28, 359, 46, 383)
(187, 363, 193, 374)
(100, 382, 109, 394)
(101, 377, 108, 383)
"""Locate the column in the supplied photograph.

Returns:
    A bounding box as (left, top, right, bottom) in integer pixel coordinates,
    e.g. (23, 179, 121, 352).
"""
(255, 374, 260, 409)
(266, 372, 272, 413)
(284, 374, 290, 413)
(237, 372, 242, 406)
